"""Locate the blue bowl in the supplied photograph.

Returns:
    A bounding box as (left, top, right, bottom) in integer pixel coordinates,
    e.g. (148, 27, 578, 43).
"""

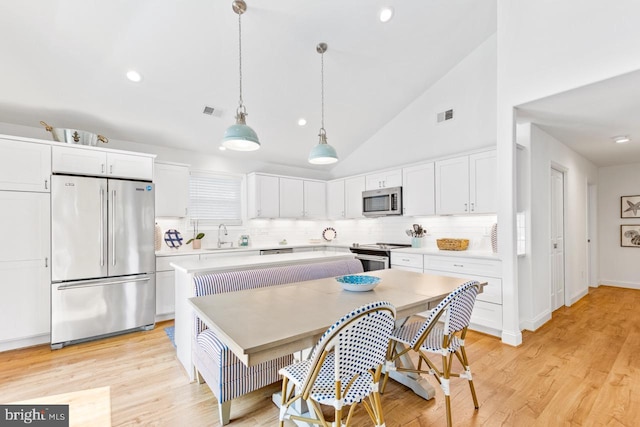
(336, 275, 381, 292)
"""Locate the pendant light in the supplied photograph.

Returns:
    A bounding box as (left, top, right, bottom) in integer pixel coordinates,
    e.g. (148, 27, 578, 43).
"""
(308, 42, 338, 165)
(221, 0, 260, 151)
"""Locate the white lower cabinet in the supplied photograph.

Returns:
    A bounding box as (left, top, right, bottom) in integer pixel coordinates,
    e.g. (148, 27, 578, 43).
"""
(0, 191, 50, 350)
(391, 251, 503, 336)
(155, 254, 199, 320)
(423, 255, 502, 335)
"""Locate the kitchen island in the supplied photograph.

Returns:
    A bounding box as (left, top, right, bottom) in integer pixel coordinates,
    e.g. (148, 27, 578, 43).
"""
(170, 251, 356, 379)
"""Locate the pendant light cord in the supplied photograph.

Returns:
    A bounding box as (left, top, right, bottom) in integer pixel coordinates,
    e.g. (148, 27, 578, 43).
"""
(238, 12, 243, 109)
(320, 49, 325, 131)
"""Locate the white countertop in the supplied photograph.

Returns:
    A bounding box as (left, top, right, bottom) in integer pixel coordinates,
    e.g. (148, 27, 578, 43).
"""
(156, 242, 350, 257)
(169, 250, 355, 274)
(390, 247, 500, 260)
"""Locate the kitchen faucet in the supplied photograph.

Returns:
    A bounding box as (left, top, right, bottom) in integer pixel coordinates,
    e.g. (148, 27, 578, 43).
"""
(217, 223, 230, 248)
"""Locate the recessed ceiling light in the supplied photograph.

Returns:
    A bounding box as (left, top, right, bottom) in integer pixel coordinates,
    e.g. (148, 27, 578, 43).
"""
(613, 135, 631, 144)
(126, 70, 142, 82)
(219, 146, 226, 151)
(298, 118, 307, 126)
(379, 7, 394, 23)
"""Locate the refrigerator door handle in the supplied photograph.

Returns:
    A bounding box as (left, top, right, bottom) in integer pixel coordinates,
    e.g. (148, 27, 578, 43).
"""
(112, 189, 116, 266)
(100, 187, 104, 266)
(56, 276, 151, 290)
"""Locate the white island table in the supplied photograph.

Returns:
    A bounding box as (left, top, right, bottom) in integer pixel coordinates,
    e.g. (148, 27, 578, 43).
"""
(189, 269, 484, 402)
(170, 251, 356, 380)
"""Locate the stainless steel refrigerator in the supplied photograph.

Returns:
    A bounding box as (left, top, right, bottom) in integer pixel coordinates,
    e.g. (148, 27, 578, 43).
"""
(50, 175, 155, 348)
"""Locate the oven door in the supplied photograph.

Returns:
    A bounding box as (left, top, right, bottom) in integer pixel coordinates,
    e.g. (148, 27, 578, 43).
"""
(354, 253, 389, 271)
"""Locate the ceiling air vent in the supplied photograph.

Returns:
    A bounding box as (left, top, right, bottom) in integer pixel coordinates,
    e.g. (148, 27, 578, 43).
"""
(202, 106, 216, 115)
(437, 109, 454, 123)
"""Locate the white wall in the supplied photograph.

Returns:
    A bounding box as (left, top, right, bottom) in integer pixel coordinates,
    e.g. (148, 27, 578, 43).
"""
(330, 34, 497, 178)
(497, 0, 640, 345)
(598, 162, 640, 289)
(517, 123, 597, 331)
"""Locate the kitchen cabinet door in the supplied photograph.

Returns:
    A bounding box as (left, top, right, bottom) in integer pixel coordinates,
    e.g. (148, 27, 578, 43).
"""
(155, 162, 190, 217)
(435, 156, 470, 215)
(0, 191, 50, 347)
(52, 145, 106, 176)
(469, 150, 497, 213)
(327, 179, 345, 219)
(0, 138, 51, 192)
(279, 177, 304, 218)
(365, 169, 402, 190)
(344, 176, 365, 218)
(107, 152, 154, 181)
(156, 271, 175, 318)
(247, 173, 279, 218)
(402, 162, 435, 216)
(303, 180, 326, 218)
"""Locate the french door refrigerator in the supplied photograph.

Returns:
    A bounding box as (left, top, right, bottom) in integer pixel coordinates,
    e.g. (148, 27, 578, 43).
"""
(50, 175, 155, 348)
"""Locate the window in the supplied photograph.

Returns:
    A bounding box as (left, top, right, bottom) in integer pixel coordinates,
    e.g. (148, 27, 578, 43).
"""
(189, 171, 242, 225)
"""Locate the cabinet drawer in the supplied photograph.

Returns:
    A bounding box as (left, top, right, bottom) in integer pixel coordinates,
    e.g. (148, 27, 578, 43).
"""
(423, 270, 501, 304)
(156, 254, 199, 272)
(424, 255, 500, 277)
(470, 300, 502, 331)
(391, 252, 424, 269)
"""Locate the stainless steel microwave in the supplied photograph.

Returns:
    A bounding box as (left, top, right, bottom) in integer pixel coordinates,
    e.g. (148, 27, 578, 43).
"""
(362, 186, 402, 217)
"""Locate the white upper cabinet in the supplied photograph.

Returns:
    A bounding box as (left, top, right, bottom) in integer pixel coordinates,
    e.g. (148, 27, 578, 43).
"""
(327, 179, 346, 219)
(435, 150, 496, 215)
(52, 145, 153, 181)
(303, 180, 326, 219)
(279, 177, 304, 218)
(402, 162, 435, 216)
(365, 169, 402, 190)
(155, 162, 190, 217)
(344, 176, 366, 218)
(0, 138, 51, 192)
(469, 150, 497, 214)
(247, 173, 279, 218)
(107, 152, 153, 180)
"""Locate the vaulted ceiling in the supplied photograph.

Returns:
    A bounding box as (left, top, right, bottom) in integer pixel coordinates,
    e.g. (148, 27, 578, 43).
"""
(0, 0, 497, 170)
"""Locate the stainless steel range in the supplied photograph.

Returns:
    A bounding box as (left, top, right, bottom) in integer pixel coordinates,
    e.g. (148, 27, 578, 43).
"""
(349, 243, 411, 271)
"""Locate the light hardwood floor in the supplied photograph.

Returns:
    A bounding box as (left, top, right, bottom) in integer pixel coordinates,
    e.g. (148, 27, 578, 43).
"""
(1, 285, 638, 426)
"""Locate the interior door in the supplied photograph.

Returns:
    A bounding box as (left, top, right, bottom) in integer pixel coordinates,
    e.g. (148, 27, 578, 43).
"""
(550, 168, 565, 311)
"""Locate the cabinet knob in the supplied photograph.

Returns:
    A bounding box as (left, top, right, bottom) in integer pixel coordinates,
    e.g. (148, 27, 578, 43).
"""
(45, 257, 48, 268)
(101, 164, 105, 174)
(44, 179, 48, 190)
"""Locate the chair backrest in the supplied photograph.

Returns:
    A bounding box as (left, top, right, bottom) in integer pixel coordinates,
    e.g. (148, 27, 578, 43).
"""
(410, 280, 479, 349)
(300, 301, 396, 398)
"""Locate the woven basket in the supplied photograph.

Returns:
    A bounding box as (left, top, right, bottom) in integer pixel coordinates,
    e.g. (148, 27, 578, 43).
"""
(436, 238, 469, 251)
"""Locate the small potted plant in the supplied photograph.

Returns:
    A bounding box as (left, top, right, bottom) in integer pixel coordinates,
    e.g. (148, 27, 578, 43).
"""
(186, 233, 205, 249)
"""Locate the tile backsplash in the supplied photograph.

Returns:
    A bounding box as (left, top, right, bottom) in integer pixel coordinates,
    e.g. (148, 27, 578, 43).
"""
(155, 215, 497, 252)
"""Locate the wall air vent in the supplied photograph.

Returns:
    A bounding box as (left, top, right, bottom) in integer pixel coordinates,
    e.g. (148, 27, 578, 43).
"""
(437, 109, 454, 123)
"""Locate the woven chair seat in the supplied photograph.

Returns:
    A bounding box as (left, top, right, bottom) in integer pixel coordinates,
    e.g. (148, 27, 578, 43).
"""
(391, 321, 462, 353)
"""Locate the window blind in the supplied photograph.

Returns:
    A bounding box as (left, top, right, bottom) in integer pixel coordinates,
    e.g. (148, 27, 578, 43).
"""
(189, 172, 242, 225)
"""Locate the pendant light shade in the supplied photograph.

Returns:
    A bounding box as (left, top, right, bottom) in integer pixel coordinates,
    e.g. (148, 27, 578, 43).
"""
(308, 42, 338, 165)
(222, 0, 260, 151)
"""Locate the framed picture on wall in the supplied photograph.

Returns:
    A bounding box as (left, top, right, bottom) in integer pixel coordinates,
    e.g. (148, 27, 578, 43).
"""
(621, 195, 640, 218)
(620, 225, 640, 247)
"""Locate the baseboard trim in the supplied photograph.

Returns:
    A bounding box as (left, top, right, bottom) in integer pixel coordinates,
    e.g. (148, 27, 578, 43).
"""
(568, 288, 589, 306)
(500, 329, 522, 346)
(598, 280, 640, 290)
(520, 310, 551, 332)
(0, 333, 49, 352)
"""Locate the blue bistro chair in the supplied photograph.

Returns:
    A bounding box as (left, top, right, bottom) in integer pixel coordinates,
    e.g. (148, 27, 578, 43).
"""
(382, 280, 481, 427)
(278, 301, 396, 427)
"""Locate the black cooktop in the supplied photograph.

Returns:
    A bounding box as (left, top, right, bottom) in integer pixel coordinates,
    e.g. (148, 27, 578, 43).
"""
(351, 243, 411, 251)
